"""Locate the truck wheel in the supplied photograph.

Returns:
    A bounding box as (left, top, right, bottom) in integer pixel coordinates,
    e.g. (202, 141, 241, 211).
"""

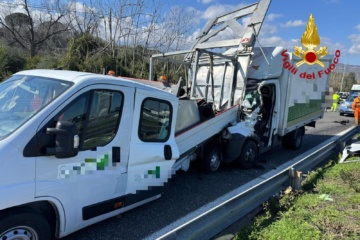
(0, 212, 51, 240)
(235, 141, 258, 169)
(201, 147, 222, 173)
(282, 127, 305, 150)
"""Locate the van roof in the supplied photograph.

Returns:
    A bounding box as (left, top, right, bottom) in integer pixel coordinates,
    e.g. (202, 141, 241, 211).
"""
(14, 69, 176, 98)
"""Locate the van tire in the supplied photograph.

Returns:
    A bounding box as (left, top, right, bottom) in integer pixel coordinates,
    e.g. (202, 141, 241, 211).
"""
(201, 147, 222, 173)
(235, 141, 258, 169)
(282, 127, 305, 150)
(0, 211, 51, 240)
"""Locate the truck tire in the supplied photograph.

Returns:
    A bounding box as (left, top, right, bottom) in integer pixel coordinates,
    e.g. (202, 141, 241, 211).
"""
(282, 127, 305, 150)
(200, 147, 222, 173)
(0, 211, 51, 240)
(235, 141, 258, 169)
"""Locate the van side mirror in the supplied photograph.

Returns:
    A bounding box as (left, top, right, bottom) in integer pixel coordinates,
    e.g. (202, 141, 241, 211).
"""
(46, 121, 79, 158)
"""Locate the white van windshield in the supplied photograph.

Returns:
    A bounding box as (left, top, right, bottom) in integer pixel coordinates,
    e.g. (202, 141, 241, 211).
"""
(0, 75, 72, 140)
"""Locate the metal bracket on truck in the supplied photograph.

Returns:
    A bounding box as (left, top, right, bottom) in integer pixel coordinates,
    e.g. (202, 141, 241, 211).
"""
(148, 0, 273, 172)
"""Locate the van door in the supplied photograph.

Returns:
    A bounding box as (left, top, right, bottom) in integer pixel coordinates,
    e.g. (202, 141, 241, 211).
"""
(125, 89, 180, 195)
(259, 81, 280, 147)
(33, 84, 134, 232)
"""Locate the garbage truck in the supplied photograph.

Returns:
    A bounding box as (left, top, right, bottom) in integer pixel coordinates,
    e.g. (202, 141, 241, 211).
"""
(0, 0, 335, 238)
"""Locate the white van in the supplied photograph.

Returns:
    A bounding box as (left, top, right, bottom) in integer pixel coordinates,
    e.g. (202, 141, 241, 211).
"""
(350, 84, 360, 95)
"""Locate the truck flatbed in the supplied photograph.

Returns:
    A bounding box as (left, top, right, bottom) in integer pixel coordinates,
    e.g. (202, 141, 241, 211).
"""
(172, 105, 238, 170)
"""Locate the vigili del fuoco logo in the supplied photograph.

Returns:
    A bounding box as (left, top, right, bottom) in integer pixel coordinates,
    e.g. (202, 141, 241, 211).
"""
(282, 14, 340, 80)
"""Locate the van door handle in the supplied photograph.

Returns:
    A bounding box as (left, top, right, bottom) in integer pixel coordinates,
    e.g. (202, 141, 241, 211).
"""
(164, 145, 172, 160)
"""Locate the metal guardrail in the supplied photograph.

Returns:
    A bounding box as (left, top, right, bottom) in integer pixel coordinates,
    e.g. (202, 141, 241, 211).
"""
(150, 126, 358, 240)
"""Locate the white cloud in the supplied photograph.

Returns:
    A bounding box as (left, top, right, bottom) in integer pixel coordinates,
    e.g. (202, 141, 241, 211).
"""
(201, 5, 227, 20)
(319, 36, 346, 56)
(260, 23, 277, 35)
(256, 36, 301, 54)
(185, 6, 202, 25)
(348, 34, 360, 54)
(349, 34, 360, 43)
(201, 3, 247, 20)
(280, 20, 305, 28)
(355, 24, 360, 32)
(186, 28, 202, 43)
(259, 36, 287, 47)
(0, 1, 65, 24)
(266, 13, 282, 22)
(69, 1, 98, 15)
(0, 1, 26, 15)
(349, 44, 360, 54)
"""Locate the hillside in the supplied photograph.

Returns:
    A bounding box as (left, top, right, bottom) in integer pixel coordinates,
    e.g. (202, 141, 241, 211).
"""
(334, 63, 360, 81)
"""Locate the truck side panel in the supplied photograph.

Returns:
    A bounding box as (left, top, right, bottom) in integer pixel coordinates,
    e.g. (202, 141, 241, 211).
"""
(281, 53, 332, 135)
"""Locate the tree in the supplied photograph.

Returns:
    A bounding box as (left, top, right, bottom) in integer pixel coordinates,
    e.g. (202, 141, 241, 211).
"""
(0, 42, 8, 80)
(61, 33, 111, 72)
(343, 72, 357, 92)
(0, 0, 199, 79)
(0, 0, 71, 57)
(5, 12, 31, 27)
(65, 0, 101, 36)
(38, 22, 70, 53)
(329, 72, 342, 92)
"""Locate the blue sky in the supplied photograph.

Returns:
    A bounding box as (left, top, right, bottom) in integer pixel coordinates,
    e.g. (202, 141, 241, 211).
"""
(172, 0, 360, 65)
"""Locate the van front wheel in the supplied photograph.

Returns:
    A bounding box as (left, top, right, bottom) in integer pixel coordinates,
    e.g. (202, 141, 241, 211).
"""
(0, 212, 51, 240)
(235, 141, 258, 169)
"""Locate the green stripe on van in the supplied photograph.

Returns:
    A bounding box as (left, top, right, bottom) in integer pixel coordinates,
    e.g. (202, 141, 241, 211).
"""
(287, 99, 322, 123)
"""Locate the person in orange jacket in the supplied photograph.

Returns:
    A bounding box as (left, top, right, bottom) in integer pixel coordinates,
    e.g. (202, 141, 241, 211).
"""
(107, 70, 116, 76)
(352, 92, 360, 125)
(159, 75, 168, 82)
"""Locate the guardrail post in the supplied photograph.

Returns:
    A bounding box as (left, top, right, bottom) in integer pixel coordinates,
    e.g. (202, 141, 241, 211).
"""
(289, 168, 302, 191)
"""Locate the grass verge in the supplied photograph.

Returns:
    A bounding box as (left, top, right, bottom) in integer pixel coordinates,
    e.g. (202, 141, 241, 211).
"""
(235, 157, 360, 240)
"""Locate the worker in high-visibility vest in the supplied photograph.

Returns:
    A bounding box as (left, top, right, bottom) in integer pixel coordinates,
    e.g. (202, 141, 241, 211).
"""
(331, 92, 340, 112)
(352, 92, 360, 125)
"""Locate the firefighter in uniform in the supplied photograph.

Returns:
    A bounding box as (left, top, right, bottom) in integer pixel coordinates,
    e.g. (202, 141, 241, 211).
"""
(352, 92, 360, 125)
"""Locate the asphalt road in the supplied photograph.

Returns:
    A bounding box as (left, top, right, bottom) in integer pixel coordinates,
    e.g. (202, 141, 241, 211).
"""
(62, 111, 354, 240)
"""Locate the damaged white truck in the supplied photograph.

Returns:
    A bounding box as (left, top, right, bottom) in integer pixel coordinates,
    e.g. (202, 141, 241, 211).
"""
(150, 0, 335, 172)
(0, 0, 335, 239)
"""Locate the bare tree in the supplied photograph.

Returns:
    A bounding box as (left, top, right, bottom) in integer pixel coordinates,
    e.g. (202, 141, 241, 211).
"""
(0, 0, 200, 77)
(65, 0, 103, 36)
(136, 0, 165, 77)
(0, 0, 71, 57)
(158, 6, 197, 52)
(147, 5, 198, 80)
(87, 0, 197, 77)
